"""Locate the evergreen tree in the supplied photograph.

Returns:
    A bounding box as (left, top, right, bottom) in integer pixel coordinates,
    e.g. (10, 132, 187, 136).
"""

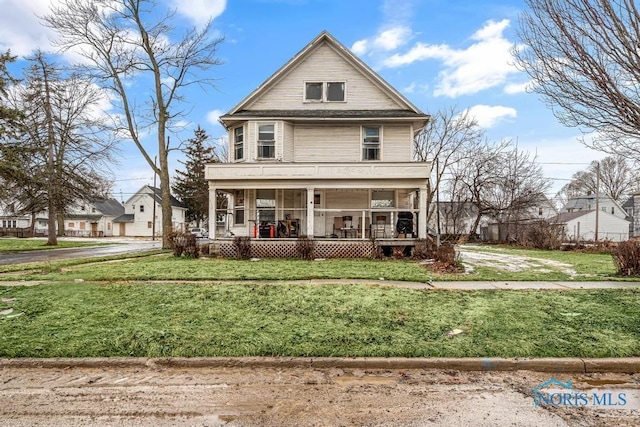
(173, 126, 219, 227)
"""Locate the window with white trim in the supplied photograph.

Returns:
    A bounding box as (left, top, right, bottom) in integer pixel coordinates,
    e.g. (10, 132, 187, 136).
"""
(304, 81, 346, 102)
(257, 124, 275, 159)
(362, 126, 381, 160)
(234, 126, 244, 161)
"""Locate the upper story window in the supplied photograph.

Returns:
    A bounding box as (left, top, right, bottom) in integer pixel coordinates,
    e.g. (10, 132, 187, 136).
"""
(140, 204, 145, 213)
(305, 82, 323, 101)
(326, 82, 345, 101)
(304, 81, 346, 102)
(258, 124, 275, 159)
(234, 126, 244, 161)
(362, 126, 381, 161)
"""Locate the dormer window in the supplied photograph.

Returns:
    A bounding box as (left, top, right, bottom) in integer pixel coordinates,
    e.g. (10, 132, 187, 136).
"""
(304, 81, 346, 102)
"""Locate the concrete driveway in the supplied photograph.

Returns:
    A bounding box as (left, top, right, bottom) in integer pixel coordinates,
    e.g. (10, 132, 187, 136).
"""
(0, 238, 162, 265)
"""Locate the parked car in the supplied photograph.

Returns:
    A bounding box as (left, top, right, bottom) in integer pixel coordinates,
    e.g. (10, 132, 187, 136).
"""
(190, 228, 208, 238)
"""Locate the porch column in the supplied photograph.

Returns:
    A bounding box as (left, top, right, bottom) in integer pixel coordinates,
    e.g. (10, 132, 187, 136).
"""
(418, 187, 428, 239)
(209, 185, 217, 240)
(306, 187, 315, 237)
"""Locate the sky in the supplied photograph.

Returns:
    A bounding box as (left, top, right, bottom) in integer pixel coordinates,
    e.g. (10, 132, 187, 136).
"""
(0, 0, 606, 204)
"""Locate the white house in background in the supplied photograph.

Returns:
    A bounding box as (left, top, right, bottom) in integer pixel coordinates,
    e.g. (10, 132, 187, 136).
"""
(561, 193, 627, 219)
(113, 185, 187, 237)
(205, 31, 431, 242)
(548, 210, 630, 242)
(63, 198, 125, 237)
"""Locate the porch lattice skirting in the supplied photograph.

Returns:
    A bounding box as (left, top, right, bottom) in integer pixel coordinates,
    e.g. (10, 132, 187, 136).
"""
(214, 239, 376, 259)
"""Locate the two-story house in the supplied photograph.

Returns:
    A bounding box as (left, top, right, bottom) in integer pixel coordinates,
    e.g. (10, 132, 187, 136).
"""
(113, 185, 187, 237)
(205, 31, 431, 256)
(550, 193, 630, 242)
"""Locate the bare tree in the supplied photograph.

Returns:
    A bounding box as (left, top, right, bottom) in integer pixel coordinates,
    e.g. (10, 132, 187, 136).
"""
(3, 51, 115, 244)
(414, 106, 485, 226)
(557, 155, 638, 202)
(514, 0, 640, 160)
(43, 0, 224, 247)
(482, 143, 552, 242)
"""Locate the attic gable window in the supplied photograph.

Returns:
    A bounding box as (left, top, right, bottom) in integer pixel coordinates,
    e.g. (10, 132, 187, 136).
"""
(305, 82, 323, 101)
(326, 82, 345, 101)
(304, 81, 346, 102)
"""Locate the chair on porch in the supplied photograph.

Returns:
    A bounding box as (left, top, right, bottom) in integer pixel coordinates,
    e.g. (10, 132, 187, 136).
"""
(372, 215, 387, 238)
(332, 217, 343, 237)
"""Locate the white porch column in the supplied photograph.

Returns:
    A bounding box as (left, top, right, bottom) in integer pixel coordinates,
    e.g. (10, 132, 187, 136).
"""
(418, 187, 428, 239)
(209, 186, 217, 240)
(306, 187, 315, 237)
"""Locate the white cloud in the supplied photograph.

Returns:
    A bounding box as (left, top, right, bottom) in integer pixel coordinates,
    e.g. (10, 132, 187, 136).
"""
(373, 27, 412, 51)
(172, 0, 226, 27)
(0, 0, 57, 56)
(206, 109, 224, 125)
(504, 81, 530, 95)
(350, 25, 412, 56)
(351, 39, 369, 56)
(383, 19, 520, 97)
(465, 104, 517, 128)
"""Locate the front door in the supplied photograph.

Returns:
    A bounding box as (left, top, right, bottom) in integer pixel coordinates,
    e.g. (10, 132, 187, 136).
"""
(119, 223, 126, 236)
(313, 191, 325, 237)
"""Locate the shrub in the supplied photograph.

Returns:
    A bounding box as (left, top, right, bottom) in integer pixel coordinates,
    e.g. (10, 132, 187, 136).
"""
(413, 238, 437, 260)
(295, 236, 316, 260)
(518, 220, 562, 250)
(435, 244, 458, 265)
(233, 236, 252, 259)
(170, 232, 199, 258)
(612, 240, 640, 276)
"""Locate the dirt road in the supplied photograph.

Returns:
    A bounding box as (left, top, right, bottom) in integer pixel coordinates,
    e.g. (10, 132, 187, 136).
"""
(1, 364, 639, 426)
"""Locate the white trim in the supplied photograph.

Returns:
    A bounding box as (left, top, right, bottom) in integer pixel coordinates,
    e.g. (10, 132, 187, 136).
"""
(361, 125, 383, 161)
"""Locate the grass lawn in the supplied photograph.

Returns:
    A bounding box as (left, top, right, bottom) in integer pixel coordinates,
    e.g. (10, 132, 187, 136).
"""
(0, 246, 625, 282)
(0, 238, 110, 253)
(1, 282, 639, 358)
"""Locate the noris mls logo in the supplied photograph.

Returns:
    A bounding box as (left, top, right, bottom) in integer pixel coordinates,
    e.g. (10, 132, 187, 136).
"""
(533, 378, 632, 408)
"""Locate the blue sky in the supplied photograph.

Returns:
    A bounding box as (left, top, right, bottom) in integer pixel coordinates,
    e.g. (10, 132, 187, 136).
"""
(0, 0, 605, 203)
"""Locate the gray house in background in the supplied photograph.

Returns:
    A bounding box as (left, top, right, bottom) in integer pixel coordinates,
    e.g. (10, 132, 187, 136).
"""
(622, 193, 640, 238)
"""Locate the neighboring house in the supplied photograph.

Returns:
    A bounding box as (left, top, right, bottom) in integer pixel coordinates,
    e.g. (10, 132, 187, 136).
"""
(205, 31, 431, 243)
(0, 203, 32, 237)
(548, 210, 630, 242)
(113, 185, 187, 237)
(561, 193, 627, 219)
(482, 196, 560, 242)
(622, 193, 640, 238)
(63, 198, 125, 237)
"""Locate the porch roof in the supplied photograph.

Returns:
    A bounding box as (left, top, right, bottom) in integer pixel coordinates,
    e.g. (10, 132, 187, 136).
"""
(206, 162, 431, 190)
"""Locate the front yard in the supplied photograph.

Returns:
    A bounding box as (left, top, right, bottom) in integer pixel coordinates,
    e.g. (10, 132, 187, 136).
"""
(1, 243, 638, 359)
(1, 282, 639, 358)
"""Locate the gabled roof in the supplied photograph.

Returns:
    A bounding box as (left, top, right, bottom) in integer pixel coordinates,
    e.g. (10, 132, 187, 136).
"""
(548, 210, 593, 224)
(91, 198, 125, 216)
(221, 31, 427, 121)
(125, 185, 187, 209)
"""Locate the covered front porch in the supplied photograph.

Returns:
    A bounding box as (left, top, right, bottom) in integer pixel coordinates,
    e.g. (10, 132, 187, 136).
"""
(206, 162, 431, 243)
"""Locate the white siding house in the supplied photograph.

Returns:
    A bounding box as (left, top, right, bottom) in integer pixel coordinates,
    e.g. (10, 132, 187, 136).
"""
(206, 31, 431, 245)
(549, 210, 630, 242)
(113, 186, 187, 237)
